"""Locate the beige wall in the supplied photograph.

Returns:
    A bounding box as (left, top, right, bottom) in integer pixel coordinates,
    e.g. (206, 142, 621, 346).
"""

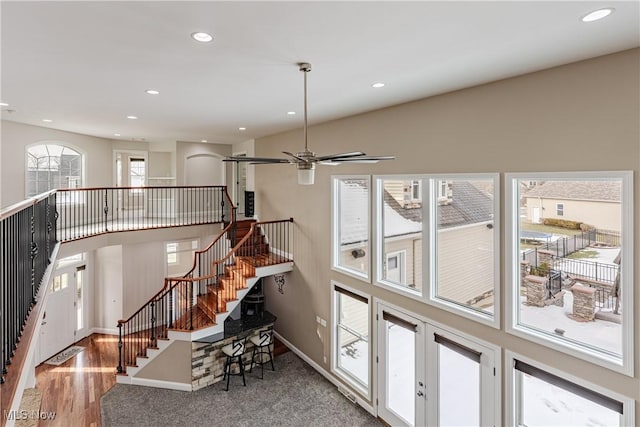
(256, 49, 640, 411)
(0, 120, 113, 208)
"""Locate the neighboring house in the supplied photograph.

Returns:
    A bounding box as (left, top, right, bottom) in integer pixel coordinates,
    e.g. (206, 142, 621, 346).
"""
(524, 181, 621, 231)
(338, 180, 494, 306)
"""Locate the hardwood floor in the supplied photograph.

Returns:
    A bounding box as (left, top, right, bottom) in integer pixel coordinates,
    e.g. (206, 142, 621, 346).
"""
(35, 334, 118, 427)
(34, 333, 289, 426)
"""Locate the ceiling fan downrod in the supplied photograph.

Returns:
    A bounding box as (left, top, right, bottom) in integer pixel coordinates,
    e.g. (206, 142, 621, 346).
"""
(299, 62, 312, 155)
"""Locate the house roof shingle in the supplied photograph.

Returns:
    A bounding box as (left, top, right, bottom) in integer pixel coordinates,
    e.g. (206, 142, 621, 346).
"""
(524, 181, 621, 202)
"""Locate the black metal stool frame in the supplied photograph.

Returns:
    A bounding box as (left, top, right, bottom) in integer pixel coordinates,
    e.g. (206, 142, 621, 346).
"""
(223, 337, 247, 391)
(249, 327, 275, 379)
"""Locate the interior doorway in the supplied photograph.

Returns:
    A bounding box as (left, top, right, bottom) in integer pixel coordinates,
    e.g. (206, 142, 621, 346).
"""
(38, 260, 87, 364)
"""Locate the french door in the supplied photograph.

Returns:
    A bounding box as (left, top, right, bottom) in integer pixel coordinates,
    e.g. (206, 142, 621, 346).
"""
(376, 302, 498, 426)
(377, 304, 426, 427)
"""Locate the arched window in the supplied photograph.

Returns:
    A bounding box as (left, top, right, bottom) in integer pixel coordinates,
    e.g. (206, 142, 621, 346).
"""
(27, 144, 83, 196)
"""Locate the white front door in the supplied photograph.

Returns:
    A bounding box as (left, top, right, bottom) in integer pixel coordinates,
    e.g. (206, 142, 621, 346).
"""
(377, 303, 426, 427)
(532, 207, 541, 224)
(38, 267, 76, 364)
(386, 251, 406, 285)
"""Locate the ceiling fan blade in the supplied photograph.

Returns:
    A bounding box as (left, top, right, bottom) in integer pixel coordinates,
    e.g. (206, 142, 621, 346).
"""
(323, 155, 396, 164)
(282, 151, 308, 163)
(224, 156, 289, 163)
(315, 151, 366, 161)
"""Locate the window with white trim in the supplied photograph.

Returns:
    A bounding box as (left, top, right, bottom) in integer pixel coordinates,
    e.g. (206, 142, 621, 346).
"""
(166, 240, 199, 277)
(332, 283, 370, 397)
(430, 175, 498, 324)
(556, 203, 564, 216)
(507, 172, 633, 374)
(374, 174, 499, 327)
(129, 157, 146, 193)
(376, 177, 424, 295)
(332, 176, 370, 281)
(27, 143, 83, 197)
(508, 353, 634, 427)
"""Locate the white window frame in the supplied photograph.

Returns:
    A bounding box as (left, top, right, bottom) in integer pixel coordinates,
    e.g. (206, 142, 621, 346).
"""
(427, 173, 500, 329)
(26, 142, 85, 202)
(374, 174, 500, 328)
(505, 171, 634, 376)
(505, 350, 635, 427)
(331, 281, 371, 399)
(373, 297, 501, 427)
(556, 202, 564, 216)
(331, 175, 371, 282)
(374, 175, 426, 301)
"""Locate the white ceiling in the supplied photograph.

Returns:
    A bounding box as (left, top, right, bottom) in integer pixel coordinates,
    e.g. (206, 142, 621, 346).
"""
(1, 1, 638, 146)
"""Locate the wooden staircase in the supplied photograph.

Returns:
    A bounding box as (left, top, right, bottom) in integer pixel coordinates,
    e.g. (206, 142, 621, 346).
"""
(116, 218, 294, 386)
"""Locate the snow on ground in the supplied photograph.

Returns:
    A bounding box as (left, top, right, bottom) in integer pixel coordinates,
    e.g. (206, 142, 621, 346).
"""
(520, 292, 621, 356)
(522, 372, 619, 427)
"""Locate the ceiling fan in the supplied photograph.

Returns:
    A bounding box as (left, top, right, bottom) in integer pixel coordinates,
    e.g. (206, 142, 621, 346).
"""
(224, 62, 395, 185)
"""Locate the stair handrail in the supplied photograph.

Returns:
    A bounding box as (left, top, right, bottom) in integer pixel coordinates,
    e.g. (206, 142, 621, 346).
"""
(117, 218, 293, 327)
(116, 217, 293, 374)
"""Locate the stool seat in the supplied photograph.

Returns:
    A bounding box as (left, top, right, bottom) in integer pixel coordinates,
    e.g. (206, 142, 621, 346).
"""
(222, 338, 247, 391)
(249, 327, 275, 379)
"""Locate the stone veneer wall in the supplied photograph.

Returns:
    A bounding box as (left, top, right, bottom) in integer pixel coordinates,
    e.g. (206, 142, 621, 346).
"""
(191, 323, 274, 391)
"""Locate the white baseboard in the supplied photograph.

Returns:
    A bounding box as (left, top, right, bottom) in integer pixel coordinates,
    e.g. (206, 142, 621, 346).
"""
(273, 331, 376, 416)
(90, 327, 119, 336)
(129, 376, 192, 392)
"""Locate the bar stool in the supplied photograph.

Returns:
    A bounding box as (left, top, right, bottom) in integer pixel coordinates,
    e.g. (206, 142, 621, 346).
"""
(222, 337, 246, 391)
(249, 327, 275, 379)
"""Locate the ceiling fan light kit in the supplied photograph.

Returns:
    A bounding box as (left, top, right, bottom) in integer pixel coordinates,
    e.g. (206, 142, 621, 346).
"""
(224, 62, 394, 185)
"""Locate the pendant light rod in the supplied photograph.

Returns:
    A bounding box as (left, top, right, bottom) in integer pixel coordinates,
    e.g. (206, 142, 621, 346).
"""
(299, 62, 311, 153)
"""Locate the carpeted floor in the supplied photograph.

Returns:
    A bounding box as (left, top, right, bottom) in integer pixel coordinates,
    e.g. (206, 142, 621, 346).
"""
(101, 351, 381, 427)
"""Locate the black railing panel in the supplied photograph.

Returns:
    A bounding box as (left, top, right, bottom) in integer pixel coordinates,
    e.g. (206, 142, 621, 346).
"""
(1, 192, 57, 384)
(57, 186, 229, 242)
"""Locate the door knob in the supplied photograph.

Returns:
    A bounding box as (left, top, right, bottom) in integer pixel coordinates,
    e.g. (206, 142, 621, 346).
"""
(417, 390, 424, 397)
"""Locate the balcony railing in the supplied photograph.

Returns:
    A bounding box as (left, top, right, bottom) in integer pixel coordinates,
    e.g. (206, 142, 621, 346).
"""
(1, 185, 233, 405)
(1, 191, 57, 386)
(57, 186, 234, 242)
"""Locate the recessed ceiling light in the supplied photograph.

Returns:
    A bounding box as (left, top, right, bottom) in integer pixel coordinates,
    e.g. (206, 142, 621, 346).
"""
(42, 119, 53, 123)
(191, 32, 213, 43)
(239, 127, 246, 131)
(127, 115, 138, 120)
(145, 89, 159, 95)
(287, 111, 296, 115)
(372, 82, 385, 88)
(581, 8, 614, 22)
(114, 133, 121, 137)
(0, 102, 8, 106)
(201, 139, 207, 143)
